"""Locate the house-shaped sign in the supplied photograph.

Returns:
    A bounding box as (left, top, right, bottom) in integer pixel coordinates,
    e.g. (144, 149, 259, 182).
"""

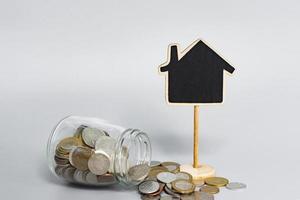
(159, 39, 235, 104)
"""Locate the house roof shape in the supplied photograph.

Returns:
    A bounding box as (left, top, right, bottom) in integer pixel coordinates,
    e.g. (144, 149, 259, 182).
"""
(160, 40, 235, 74)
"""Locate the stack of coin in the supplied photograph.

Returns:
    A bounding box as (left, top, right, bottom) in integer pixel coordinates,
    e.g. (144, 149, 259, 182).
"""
(53, 125, 118, 185)
(54, 125, 152, 186)
(138, 161, 246, 199)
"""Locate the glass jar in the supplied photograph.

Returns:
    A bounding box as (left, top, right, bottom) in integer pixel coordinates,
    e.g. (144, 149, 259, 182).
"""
(47, 116, 152, 187)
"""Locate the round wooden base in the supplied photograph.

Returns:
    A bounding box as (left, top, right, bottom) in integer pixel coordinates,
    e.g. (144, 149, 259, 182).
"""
(180, 164, 215, 180)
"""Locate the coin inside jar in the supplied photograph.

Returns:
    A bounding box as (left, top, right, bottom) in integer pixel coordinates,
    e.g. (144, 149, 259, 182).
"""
(74, 125, 87, 139)
(171, 179, 195, 194)
(62, 166, 76, 182)
(82, 127, 108, 148)
(85, 171, 99, 185)
(57, 137, 80, 153)
(69, 146, 93, 171)
(88, 152, 110, 175)
(73, 169, 85, 183)
(54, 155, 69, 165)
(95, 135, 116, 157)
(97, 173, 117, 185)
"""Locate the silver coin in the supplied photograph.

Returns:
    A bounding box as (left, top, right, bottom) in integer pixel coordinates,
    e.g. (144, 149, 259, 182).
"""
(95, 135, 116, 157)
(81, 170, 90, 182)
(128, 163, 150, 181)
(73, 169, 85, 183)
(82, 127, 107, 148)
(55, 164, 69, 177)
(141, 194, 161, 200)
(180, 193, 195, 200)
(173, 180, 195, 192)
(85, 172, 99, 184)
(73, 125, 87, 137)
(194, 186, 202, 191)
(175, 172, 192, 181)
(181, 191, 213, 200)
(164, 165, 178, 172)
(157, 172, 176, 184)
(138, 180, 160, 194)
(62, 166, 76, 182)
(88, 152, 110, 175)
(160, 195, 179, 200)
(164, 185, 181, 198)
(166, 183, 172, 189)
(69, 146, 93, 171)
(196, 191, 214, 200)
(150, 161, 161, 167)
(226, 182, 247, 190)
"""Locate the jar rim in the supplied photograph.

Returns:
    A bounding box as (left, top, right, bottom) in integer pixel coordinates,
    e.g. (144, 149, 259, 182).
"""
(114, 129, 152, 186)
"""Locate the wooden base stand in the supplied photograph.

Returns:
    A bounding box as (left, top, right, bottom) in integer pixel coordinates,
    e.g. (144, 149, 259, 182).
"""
(180, 164, 215, 180)
(180, 106, 215, 180)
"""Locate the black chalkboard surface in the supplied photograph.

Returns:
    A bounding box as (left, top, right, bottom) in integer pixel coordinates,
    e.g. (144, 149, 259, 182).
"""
(159, 39, 235, 104)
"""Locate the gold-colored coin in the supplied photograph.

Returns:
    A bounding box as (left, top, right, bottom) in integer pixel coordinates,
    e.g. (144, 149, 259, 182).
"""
(56, 137, 81, 154)
(74, 125, 86, 137)
(74, 125, 88, 146)
(160, 161, 180, 173)
(54, 155, 69, 165)
(171, 179, 195, 194)
(55, 150, 65, 157)
(205, 177, 229, 187)
(97, 173, 117, 184)
(200, 185, 220, 194)
(69, 146, 93, 170)
(149, 183, 164, 196)
(150, 166, 168, 171)
(147, 166, 168, 180)
(192, 179, 205, 186)
(55, 148, 69, 159)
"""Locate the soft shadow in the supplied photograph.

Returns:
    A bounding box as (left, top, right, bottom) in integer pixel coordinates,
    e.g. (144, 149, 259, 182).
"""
(64, 182, 134, 191)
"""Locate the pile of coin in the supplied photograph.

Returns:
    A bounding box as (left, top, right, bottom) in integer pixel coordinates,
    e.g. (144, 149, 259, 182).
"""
(138, 161, 246, 200)
(54, 125, 143, 185)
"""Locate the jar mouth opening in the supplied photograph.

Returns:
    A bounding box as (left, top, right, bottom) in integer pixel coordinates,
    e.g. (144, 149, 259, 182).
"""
(114, 129, 151, 186)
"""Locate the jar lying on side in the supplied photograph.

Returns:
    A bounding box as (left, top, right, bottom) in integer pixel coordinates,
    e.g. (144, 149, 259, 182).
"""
(47, 116, 152, 187)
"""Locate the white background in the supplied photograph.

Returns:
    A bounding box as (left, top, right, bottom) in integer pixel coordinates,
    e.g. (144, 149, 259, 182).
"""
(0, 0, 299, 199)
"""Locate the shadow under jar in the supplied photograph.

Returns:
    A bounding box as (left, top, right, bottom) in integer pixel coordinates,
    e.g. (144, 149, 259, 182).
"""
(47, 116, 151, 187)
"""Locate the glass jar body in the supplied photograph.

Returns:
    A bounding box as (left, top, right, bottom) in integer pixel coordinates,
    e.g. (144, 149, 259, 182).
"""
(47, 116, 151, 186)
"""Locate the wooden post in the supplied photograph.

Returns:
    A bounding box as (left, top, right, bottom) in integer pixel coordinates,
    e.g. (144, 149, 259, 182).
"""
(193, 105, 199, 168)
